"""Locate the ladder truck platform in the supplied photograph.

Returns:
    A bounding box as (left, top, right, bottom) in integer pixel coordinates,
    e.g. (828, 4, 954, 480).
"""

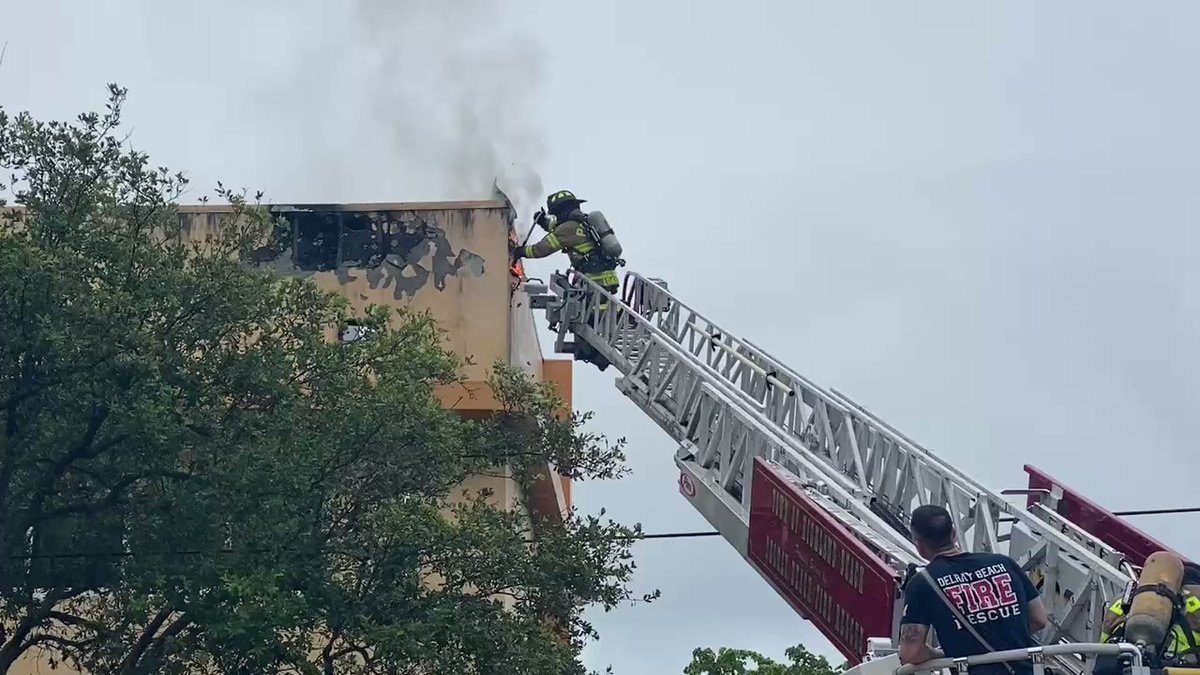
(522, 270, 1184, 675)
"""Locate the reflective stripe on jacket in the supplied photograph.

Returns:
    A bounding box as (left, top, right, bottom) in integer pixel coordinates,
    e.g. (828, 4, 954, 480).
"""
(523, 218, 620, 288)
(1101, 590, 1200, 664)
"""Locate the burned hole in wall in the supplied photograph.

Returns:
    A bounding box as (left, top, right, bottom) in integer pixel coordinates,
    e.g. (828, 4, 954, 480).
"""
(274, 209, 387, 271)
(291, 211, 341, 271)
(265, 208, 485, 298)
(340, 212, 383, 267)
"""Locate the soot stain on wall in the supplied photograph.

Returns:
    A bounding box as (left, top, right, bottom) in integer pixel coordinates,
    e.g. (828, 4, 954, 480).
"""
(255, 207, 487, 302)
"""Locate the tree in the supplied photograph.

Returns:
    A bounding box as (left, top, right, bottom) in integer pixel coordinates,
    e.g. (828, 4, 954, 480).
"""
(0, 85, 652, 674)
(684, 643, 846, 675)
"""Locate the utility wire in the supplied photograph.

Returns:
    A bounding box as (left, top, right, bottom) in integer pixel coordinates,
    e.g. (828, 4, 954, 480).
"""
(628, 506, 1200, 542)
(6, 532, 725, 561)
(629, 506, 1200, 543)
(8, 506, 1195, 560)
(1113, 507, 1200, 517)
(9, 528, 724, 559)
(636, 531, 721, 540)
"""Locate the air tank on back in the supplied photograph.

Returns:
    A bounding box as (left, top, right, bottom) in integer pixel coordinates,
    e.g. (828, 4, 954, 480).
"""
(1125, 551, 1186, 648)
(587, 211, 623, 259)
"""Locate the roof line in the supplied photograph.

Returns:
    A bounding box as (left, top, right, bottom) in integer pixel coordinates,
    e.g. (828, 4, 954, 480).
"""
(178, 199, 510, 213)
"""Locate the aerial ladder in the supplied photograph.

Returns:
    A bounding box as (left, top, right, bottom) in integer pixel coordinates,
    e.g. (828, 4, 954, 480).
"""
(523, 270, 1184, 675)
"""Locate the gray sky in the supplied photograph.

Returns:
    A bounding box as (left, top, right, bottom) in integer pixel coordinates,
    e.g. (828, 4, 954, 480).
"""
(5, 1, 1200, 672)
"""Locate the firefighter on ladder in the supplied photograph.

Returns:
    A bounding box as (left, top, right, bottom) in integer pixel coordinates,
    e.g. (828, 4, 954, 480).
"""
(1094, 552, 1200, 674)
(512, 189, 625, 372)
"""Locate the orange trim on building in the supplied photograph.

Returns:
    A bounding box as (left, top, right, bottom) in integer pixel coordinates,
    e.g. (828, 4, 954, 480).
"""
(541, 359, 574, 510)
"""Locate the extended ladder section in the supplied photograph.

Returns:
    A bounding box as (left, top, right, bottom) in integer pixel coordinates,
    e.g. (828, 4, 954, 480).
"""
(525, 271, 1139, 672)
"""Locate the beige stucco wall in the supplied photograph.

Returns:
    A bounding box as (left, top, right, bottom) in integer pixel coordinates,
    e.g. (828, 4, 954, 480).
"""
(10, 657, 46, 675)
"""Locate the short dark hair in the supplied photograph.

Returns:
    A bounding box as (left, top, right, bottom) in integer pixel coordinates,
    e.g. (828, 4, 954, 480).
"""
(910, 505, 955, 550)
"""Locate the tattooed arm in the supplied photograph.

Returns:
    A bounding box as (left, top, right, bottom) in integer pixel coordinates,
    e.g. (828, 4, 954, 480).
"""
(899, 571, 943, 664)
(898, 623, 942, 665)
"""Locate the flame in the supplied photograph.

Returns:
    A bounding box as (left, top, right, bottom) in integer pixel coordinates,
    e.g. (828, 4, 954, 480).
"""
(508, 228, 526, 290)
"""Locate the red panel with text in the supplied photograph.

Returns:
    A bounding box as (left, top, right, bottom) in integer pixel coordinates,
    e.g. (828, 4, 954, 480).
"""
(1024, 465, 1184, 565)
(747, 458, 899, 663)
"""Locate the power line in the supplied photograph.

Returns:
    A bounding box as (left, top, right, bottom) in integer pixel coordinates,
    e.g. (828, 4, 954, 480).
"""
(635, 531, 721, 540)
(630, 505, 1200, 542)
(9, 547, 308, 561)
(8, 506, 1196, 560)
(7, 532, 725, 561)
(1113, 507, 1200, 517)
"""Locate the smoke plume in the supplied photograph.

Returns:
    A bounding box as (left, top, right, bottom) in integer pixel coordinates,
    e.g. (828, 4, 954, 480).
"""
(351, 0, 546, 216)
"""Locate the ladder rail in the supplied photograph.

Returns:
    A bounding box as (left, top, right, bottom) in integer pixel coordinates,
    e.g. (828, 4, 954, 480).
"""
(623, 271, 1017, 504)
(616, 274, 1130, 578)
(532, 270, 1136, 666)
(627, 274, 1023, 501)
(621, 274, 1004, 530)
(558, 271, 924, 566)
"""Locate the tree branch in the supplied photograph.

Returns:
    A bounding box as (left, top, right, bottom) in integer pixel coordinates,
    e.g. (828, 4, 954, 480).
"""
(53, 404, 111, 475)
(21, 632, 96, 662)
(321, 628, 342, 675)
(0, 587, 72, 671)
(47, 610, 110, 636)
(329, 635, 376, 668)
(0, 350, 40, 539)
(0, 352, 119, 414)
(114, 607, 171, 675)
(22, 405, 126, 532)
(37, 469, 193, 522)
(139, 613, 191, 673)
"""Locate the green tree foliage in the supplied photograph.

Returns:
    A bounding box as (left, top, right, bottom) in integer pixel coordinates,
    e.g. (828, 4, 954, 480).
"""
(0, 85, 653, 674)
(684, 643, 846, 675)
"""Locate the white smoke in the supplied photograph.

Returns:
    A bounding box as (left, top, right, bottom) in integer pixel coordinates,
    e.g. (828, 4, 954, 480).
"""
(351, 0, 546, 216)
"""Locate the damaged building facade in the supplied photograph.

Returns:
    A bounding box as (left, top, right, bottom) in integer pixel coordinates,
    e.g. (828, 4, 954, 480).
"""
(204, 196, 574, 512)
(10, 197, 573, 674)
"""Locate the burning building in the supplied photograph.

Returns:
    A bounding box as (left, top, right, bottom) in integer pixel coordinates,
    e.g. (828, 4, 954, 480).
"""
(8, 194, 573, 674)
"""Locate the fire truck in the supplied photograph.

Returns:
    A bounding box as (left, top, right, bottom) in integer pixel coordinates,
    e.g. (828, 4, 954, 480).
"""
(525, 271, 1179, 675)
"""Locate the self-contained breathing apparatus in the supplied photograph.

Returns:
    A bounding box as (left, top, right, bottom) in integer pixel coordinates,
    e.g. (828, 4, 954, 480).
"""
(531, 206, 626, 274)
(1095, 552, 1200, 673)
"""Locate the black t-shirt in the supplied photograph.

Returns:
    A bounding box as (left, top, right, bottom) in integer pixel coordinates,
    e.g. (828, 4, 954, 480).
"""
(902, 552, 1040, 675)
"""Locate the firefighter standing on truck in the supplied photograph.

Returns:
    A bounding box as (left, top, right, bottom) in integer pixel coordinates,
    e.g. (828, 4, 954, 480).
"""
(513, 189, 625, 371)
(1093, 552, 1200, 674)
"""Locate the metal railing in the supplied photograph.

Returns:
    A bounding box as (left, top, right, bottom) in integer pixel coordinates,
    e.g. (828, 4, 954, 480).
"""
(895, 643, 1144, 675)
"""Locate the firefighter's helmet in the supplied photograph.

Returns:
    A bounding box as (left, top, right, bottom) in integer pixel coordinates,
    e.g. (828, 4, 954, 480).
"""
(547, 190, 586, 214)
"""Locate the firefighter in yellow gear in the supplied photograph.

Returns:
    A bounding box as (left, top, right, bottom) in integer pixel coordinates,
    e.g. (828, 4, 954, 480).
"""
(513, 189, 624, 371)
(1095, 559, 1200, 672)
(516, 190, 621, 291)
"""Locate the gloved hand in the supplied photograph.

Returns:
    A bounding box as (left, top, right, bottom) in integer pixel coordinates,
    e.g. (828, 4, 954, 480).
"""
(533, 207, 548, 227)
(510, 241, 525, 260)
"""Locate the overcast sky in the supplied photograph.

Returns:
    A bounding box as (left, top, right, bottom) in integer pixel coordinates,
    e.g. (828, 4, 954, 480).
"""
(5, 1, 1200, 673)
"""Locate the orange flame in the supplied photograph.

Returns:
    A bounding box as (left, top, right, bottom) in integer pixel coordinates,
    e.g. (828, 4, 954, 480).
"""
(508, 228, 526, 291)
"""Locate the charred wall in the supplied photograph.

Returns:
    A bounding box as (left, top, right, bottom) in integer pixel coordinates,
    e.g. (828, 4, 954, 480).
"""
(178, 201, 515, 383)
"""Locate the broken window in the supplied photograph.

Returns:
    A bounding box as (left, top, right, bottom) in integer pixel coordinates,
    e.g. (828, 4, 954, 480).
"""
(292, 212, 340, 271)
(274, 209, 389, 271)
(340, 213, 382, 267)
